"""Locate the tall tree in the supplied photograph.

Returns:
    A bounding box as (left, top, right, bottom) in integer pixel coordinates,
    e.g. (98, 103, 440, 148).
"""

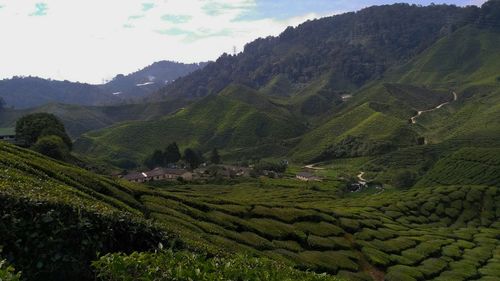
(184, 148, 202, 169)
(210, 148, 221, 164)
(164, 142, 181, 164)
(0, 97, 5, 110)
(144, 149, 164, 169)
(15, 113, 71, 148)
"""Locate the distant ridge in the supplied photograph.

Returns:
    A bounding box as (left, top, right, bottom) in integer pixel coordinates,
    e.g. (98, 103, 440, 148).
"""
(0, 60, 206, 109)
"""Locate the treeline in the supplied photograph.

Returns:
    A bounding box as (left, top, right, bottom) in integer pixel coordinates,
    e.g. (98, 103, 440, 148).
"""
(144, 144, 221, 170)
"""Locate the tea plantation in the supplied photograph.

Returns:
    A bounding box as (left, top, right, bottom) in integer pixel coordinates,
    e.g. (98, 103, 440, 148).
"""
(1, 142, 499, 280)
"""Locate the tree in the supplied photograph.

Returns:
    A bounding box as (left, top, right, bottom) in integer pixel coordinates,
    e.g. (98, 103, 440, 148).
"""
(144, 149, 164, 169)
(164, 142, 181, 165)
(184, 148, 202, 169)
(32, 135, 69, 160)
(15, 113, 70, 148)
(0, 97, 5, 110)
(210, 148, 221, 164)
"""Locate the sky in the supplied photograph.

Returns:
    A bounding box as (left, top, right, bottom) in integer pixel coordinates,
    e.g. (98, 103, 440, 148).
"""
(0, 0, 487, 84)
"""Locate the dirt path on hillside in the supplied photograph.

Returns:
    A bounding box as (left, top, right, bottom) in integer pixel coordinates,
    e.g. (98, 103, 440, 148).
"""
(303, 164, 325, 170)
(358, 171, 385, 194)
(357, 171, 367, 182)
(410, 91, 457, 124)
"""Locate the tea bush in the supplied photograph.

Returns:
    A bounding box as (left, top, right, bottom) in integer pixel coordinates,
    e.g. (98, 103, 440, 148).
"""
(93, 250, 342, 281)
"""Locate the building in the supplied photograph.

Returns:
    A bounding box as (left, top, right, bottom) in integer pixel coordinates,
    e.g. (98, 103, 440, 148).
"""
(146, 167, 192, 181)
(0, 128, 16, 144)
(122, 172, 148, 183)
(122, 167, 192, 183)
(296, 172, 322, 182)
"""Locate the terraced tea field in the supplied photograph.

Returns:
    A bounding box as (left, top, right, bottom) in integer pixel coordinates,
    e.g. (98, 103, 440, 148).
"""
(140, 183, 500, 281)
(1, 142, 499, 281)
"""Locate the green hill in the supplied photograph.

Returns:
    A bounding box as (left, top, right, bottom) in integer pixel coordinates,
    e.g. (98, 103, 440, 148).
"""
(75, 84, 306, 166)
(292, 23, 500, 163)
(3, 141, 500, 281)
(0, 99, 188, 138)
(0, 142, 170, 280)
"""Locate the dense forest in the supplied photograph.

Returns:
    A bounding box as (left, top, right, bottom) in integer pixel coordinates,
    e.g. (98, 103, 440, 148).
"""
(156, 4, 479, 100)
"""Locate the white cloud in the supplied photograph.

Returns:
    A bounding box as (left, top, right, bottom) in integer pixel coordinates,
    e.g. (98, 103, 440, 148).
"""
(0, 0, 322, 83)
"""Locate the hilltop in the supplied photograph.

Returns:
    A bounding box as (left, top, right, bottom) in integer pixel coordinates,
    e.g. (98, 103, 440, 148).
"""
(0, 61, 205, 109)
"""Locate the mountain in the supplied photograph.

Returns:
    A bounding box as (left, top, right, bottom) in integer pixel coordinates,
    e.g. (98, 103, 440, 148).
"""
(101, 61, 208, 100)
(75, 3, 490, 169)
(0, 61, 206, 109)
(153, 3, 478, 101)
(0, 77, 111, 109)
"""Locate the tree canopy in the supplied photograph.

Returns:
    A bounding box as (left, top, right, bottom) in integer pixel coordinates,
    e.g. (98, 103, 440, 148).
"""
(210, 148, 221, 164)
(164, 142, 181, 164)
(184, 148, 202, 169)
(15, 113, 71, 149)
(31, 135, 69, 160)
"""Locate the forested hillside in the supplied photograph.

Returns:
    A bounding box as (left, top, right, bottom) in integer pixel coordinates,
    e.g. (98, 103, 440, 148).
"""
(75, 2, 500, 170)
(0, 61, 205, 109)
(155, 4, 478, 100)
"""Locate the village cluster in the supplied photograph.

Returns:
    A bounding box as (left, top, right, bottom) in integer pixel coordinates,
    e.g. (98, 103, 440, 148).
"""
(120, 165, 324, 183)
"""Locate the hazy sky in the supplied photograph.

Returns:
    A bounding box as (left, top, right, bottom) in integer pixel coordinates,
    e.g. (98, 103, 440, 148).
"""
(0, 0, 486, 84)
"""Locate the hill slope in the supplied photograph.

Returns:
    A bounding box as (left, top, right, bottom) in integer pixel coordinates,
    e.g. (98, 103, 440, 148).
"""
(155, 4, 478, 101)
(75, 84, 306, 166)
(0, 99, 189, 138)
(74, 3, 486, 166)
(2, 141, 500, 281)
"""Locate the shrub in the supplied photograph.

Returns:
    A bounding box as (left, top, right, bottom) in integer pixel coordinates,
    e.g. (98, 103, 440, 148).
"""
(0, 195, 169, 281)
(391, 170, 417, 188)
(31, 135, 70, 160)
(93, 251, 341, 281)
(0, 259, 21, 281)
(362, 247, 391, 267)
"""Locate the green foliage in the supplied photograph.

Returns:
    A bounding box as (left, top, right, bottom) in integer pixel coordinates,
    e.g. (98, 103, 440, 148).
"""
(0, 259, 21, 281)
(184, 148, 202, 169)
(93, 251, 340, 281)
(144, 149, 165, 169)
(3, 140, 500, 280)
(0, 142, 170, 280)
(31, 135, 69, 160)
(75, 84, 305, 166)
(159, 4, 475, 100)
(254, 161, 288, 174)
(164, 142, 181, 164)
(418, 148, 500, 186)
(15, 113, 70, 147)
(210, 148, 221, 164)
(391, 170, 417, 188)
